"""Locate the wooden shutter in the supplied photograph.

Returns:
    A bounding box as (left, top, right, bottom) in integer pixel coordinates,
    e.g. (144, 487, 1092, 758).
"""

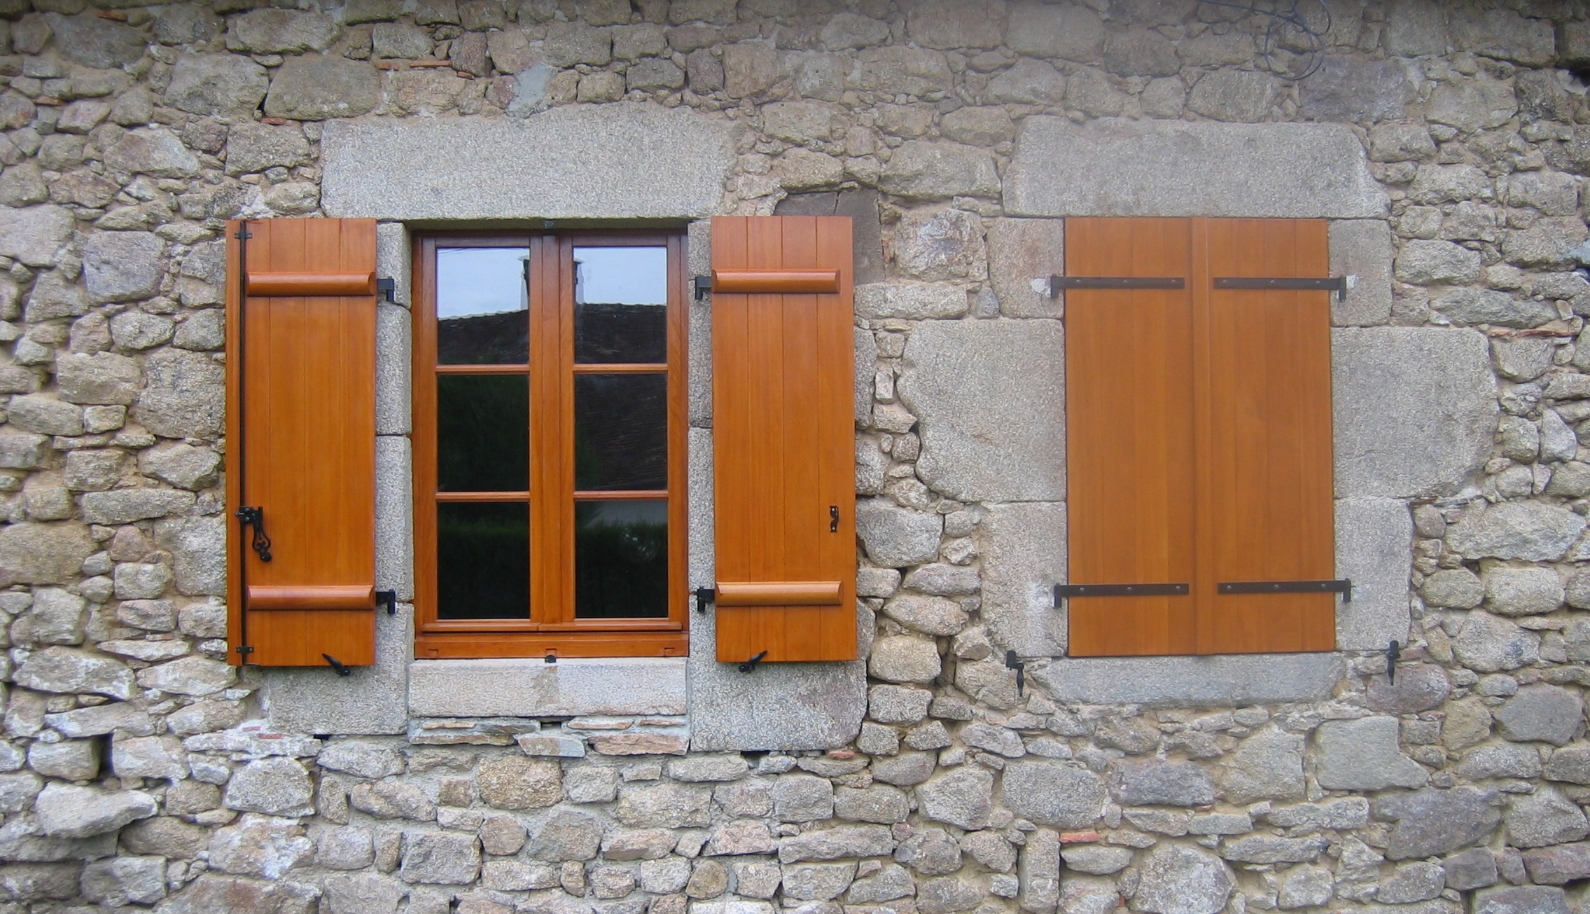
(711, 216, 856, 663)
(1065, 218, 1197, 656)
(225, 219, 379, 668)
(1065, 218, 1335, 656)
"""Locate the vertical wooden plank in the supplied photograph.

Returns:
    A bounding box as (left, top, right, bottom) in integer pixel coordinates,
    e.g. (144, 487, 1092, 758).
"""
(1198, 219, 1335, 653)
(224, 221, 245, 664)
(412, 236, 438, 650)
(1066, 218, 1197, 656)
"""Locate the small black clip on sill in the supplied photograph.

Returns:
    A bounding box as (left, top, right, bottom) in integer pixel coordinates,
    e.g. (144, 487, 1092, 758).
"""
(376, 590, 396, 616)
(693, 275, 713, 300)
(738, 651, 768, 674)
(377, 277, 397, 303)
(695, 587, 715, 614)
(322, 653, 352, 677)
(1005, 650, 1025, 697)
(1386, 639, 1401, 685)
(545, 652, 557, 664)
(235, 506, 272, 562)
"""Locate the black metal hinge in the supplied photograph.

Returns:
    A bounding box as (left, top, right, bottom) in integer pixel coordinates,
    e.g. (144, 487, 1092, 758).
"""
(235, 506, 272, 562)
(234, 228, 252, 241)
(1386, 639, 1401, 684)
(1213, 276, 1347, 301)
(738, 651, 768, 674)
(693, 275, 713, 299)
(1049, 275, 1185, 297)
(377, 277, 396, 302)
(1217, 579, 1352, 602)
(376, 590, 397, 616)
(1005, 650, 1026, 697)
(1055, 582, 1189, 603)
(322, 654, 352, 676)
(694, 587, 715, 614)
(235, 644, 254, 658)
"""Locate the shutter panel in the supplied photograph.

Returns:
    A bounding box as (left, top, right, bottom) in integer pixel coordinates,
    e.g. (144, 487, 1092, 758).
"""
(1065, 218, 1197, 656)
(225, 219, 379, 668)
(1196, 218, 1335, 653)
(711, 216, 856, 663)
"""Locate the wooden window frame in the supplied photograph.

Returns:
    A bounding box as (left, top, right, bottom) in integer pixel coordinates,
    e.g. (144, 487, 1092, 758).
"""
(412, 231, 689, 659)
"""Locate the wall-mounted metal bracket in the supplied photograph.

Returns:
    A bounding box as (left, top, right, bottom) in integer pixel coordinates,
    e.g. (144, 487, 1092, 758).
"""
(1217, 578, 1352, 602)
(376, 589, 397, 616)
(322, 653, 352, 676)
(377, 277, 396, 302)
(1213, 276, 1347, 301)
(1386, 639, 1401, 685)
(545, 652, 557, 664)
(1005, 650, 1026, 697)
(694, 587, 715, 614)
(693, 275, 713, 299)
(738, 650, 768, 674)
(1048, 275, 1185, 297)
(235, 644, 254, 659)
(1054, 582, 1189, 605)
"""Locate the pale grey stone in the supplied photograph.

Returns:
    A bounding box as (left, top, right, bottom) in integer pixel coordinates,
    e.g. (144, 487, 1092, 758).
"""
(1485, 566, 1564, 616)
(1187, 69, 1277, 121)
(1457, 742, 1543, 780)
(855, 283, 966, 320)
(880, 142, 1001, 201)
(987, 58, 1067, 105)
(1447, 502, 1587, 561)
(783, 862, 856, 900)
(0, 205, 73, 268)
(868, 636, 940, 684)
(1000, 760, 1104, 827)
(1007, 118, 1385, 218)
(1221, 727, 1305, 803)
(1368, 663, 1451, 714)
(1544, 409, 1579, 462)
(81, 489, 193, 525)
(1443, 847, 1498, 891)
(81, 855, 165, 906)
(1005, 2, 1102, 60)
(1064, 845, 1132, 876)
(1523, 843, 1590, 885)
(1428, 75, 1518, 133)
(228, 10, 337, 53)
(1222, 835, 1327, 865)
(7, 395, 79, 436)
(772, 774, 833, 823)
(1336, 497, 1413, 649)
(1397, 239, 1483, 284)
(324, 106, 735, 221)
(400, 831, 481, 885)
(1370, 122, 1437, 161)
(845, 861, 913, 902)
(153, 515, 225, 597)
(917, 766, 993, 829)
(164, 53, 268, 117)
(45, 701, 152, 738)
(1333, 328, 1496, 498)
(903, 564, 978, 597)
(138, 443, 220, 491)
(1131, 844, 1232, 914)
(155, 875, 319, 914)
(103, 127, 199, 180)
(899, 319, 1063, 502)
(894, 209, 986, 282)
(834, 784, 908, 824)
(778, 824, 894, 863)
(57, 351, 141, 405)
(110, 734, 184, 780)
(34, 783, 155, 838)
(27, 738, 99, 780)
(46, 12, 145, 68)
(1377, 786, 1502, 859)
(24, 272, 90, 322)
(224, 757, 314, 817)
(226, 122, 311, 176)
(1277, 865, 1334, 909)
(1316, 716, 1428, 790)
(1329, 219, 1393, 326)
(1034, 653, 1343, 707)
(1110, 758, 1216, 807)
(1496, 685, 1583, 745)
(0, 429, 48, 471)
(1435, 289, 1557, 328)
(855, 498, 941, 567)
(1301, 55, 1411, 121)
(868, 684, 932, 725)
(209, 815, 312, 879)
(134, 349, 223, 438)
(1507, 786, 1589, 848)
(882, 594, 966, 637)
(14, 647, 134, 699)
(263, 54, 379, 120)
(109, 312, 174, 351)
(988, 218, 1063, 319)
(410, 658, 683, 717)
(1473, 886, 1570, 914)
(113, 563, 171, 601)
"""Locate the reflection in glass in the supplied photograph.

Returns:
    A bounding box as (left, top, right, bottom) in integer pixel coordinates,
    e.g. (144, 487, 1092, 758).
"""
(438, 502, 529, 620)
(575, 500, 668, 618)
(437, 375, 528, 492)
(437, 247, 529, 364)
(574, 374, 667, 491)
(573, 246, 667, 364)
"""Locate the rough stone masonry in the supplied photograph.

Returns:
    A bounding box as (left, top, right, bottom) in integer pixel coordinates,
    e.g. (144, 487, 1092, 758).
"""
(0, 1, 1586, 914)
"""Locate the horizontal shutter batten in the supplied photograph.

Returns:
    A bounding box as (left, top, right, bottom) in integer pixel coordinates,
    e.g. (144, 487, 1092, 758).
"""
(246, 271, 378, 296)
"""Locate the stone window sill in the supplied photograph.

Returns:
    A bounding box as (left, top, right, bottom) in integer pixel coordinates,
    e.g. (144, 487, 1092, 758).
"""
(406, 657, 687, 718)
(1031, 652, 1345, 707)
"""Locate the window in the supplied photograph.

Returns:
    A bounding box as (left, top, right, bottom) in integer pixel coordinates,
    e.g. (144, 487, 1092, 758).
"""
(412, 233, 688, 659)
(1064, 217, 1337, 657)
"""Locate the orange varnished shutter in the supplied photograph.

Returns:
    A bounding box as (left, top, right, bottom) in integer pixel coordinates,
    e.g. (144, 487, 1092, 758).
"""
(712, 216, 856, 663)
(225, 219, 378, 667)
(1065, 219, 1197, 656)
(1196, 219, 1335, 653)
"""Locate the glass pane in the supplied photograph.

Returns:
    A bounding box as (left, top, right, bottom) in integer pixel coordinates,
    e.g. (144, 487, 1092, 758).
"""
(437, 502, 528, 620)
(437, 247, 529, 365)
(574, 374, 667, 491)
(576, 500, 668, 619)
(437, 375, 528, 492)
(573, 246, 668, 364)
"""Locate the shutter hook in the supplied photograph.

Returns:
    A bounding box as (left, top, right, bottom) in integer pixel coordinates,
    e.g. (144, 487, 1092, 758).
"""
(738, 651, 768, 674)
(830, 505, 839, 533)
(1005, 650, 1025, 697)
(322, 654, 352, 677)
(1386, 640, 1401, 685)
(236, 506, 272, 562)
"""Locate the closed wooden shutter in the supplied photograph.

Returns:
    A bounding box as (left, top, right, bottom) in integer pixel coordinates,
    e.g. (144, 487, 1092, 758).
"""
(1065, 218, 1335, 656)
(225, 219, 379, 668)
(711, 216, 856, 663)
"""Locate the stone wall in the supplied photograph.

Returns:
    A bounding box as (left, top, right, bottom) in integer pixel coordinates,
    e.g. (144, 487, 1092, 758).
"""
(0, 1, 1584, 913)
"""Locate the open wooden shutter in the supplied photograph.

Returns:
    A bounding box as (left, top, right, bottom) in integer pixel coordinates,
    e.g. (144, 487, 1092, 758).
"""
(225, 219, 378, 668)
(1197, 218, 1335, 653)
(1065, 218, 1335, 656)
(711, 216, 856, 663)
(1065, 218, 1197, 656)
